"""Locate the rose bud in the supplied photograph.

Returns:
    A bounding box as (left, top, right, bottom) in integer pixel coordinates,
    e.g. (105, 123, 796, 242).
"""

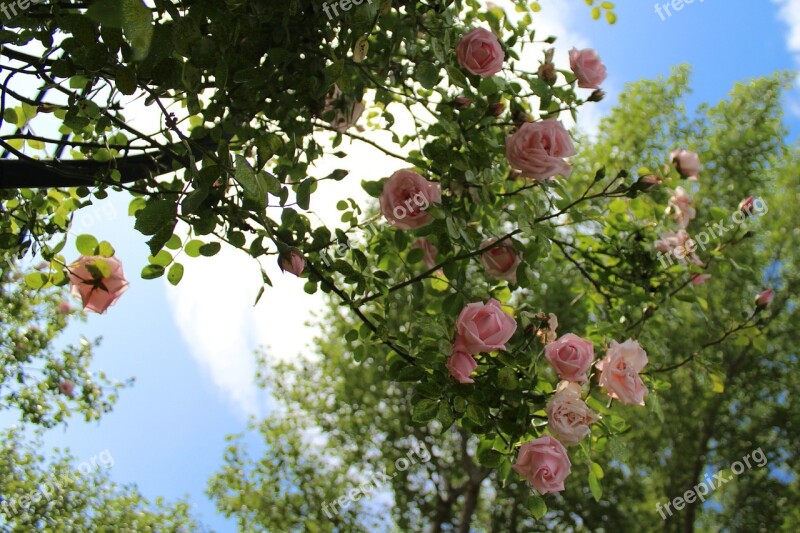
(587, 89, 606, 103)
(739, 196, 755, 216)
(755, 289, 774, 310)
(454, 96, 472, 110)
(446, 338, 478, 384)
(57, 301, 72, 314)
(279, 250, 306, 277)
(489, 102, 505, 117)
(690, 273, 712, 286)
(538, 61, 557, 85)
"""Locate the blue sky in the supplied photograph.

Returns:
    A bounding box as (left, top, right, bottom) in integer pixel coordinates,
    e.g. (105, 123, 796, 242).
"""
(3, 1, 800, 531)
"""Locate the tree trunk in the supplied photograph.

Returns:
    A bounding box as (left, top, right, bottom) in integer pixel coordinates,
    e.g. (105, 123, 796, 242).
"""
(457, 478, 481, 533)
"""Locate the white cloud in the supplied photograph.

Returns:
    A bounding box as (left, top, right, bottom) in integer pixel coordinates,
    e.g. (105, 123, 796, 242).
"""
(773, 0, 800, 114)
(775, 0, 800, 55)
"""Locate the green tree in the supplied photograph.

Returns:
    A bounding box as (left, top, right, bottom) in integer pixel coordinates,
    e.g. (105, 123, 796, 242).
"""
(209, 68, 800, 531)
(0, 428, 201, 532)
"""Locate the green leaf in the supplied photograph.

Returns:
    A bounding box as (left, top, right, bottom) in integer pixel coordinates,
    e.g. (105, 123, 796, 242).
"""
(134, 200, 176, 236)
(167, 263, 184, 285)
(86, 0, 123, 27)
(477, 448, 504, 468)
(295, 178, 315, 210)
(185, 239, 204, 258)
(199, 242, 221, 257)
(497, 367, 518, 390)
(75, 234, 99, 255)
(416, 61, 439, 90)
(234, 155, 267, 206)
(412, 399, 439, 424)
(141, 264, 165, 279)
(97, 241, 115, 258)
(588, 470, 603, 502)
(24, 272, 48, 289)
(122, 0, 154, 61)
(528, 495, 547, 520)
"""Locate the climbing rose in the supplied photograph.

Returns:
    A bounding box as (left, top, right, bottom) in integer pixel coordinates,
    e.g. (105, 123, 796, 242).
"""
(480, 237, 522, 283)
(68, 256, 129, 314)
(568, 48, 607, 89)
(456, 27, 504, 77)
(512, 435, 572, 494)
(671, 149, 701, 180)
(505, 119, 575, 181)
(446, 338, 478, 384)
(379, 169, 441, 230)
(596, 339, 649, 406)
(455, 299, 517, 355)
(667, 186, 696, 229)
(544, 333, 595, 383)
(546, 382, 599, 445)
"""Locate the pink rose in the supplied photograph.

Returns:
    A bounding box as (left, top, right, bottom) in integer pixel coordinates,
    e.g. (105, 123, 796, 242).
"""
(446, 339, 478, 384)
(379, 169, 441, 230)
(505, 119, 575, 181)
(57, 301, 72, 314)
(456, 27, 504, 78)
(412, 238, 438, 269)
(68, 256, 129, 314)
(755, 289, 774, 309)
(58, 380, 76, 397)
(480, 237, 522, 283)
(670, 149, 701, 181)
(667, 186, 696, 229)
(596, 339, 649, 406)
(568, 48, 607, 89)
(323, 84, 365, 132)
(456, 299, 517, 355)
(512, 435, 572, 494)
(739, 196, 755, 216)
(544, 333, 594, 383)
(654, 230, 697, 263)
(546, 382, 599, 446)
(690, 273, 712, 286)
(279, 251, 305, 277)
